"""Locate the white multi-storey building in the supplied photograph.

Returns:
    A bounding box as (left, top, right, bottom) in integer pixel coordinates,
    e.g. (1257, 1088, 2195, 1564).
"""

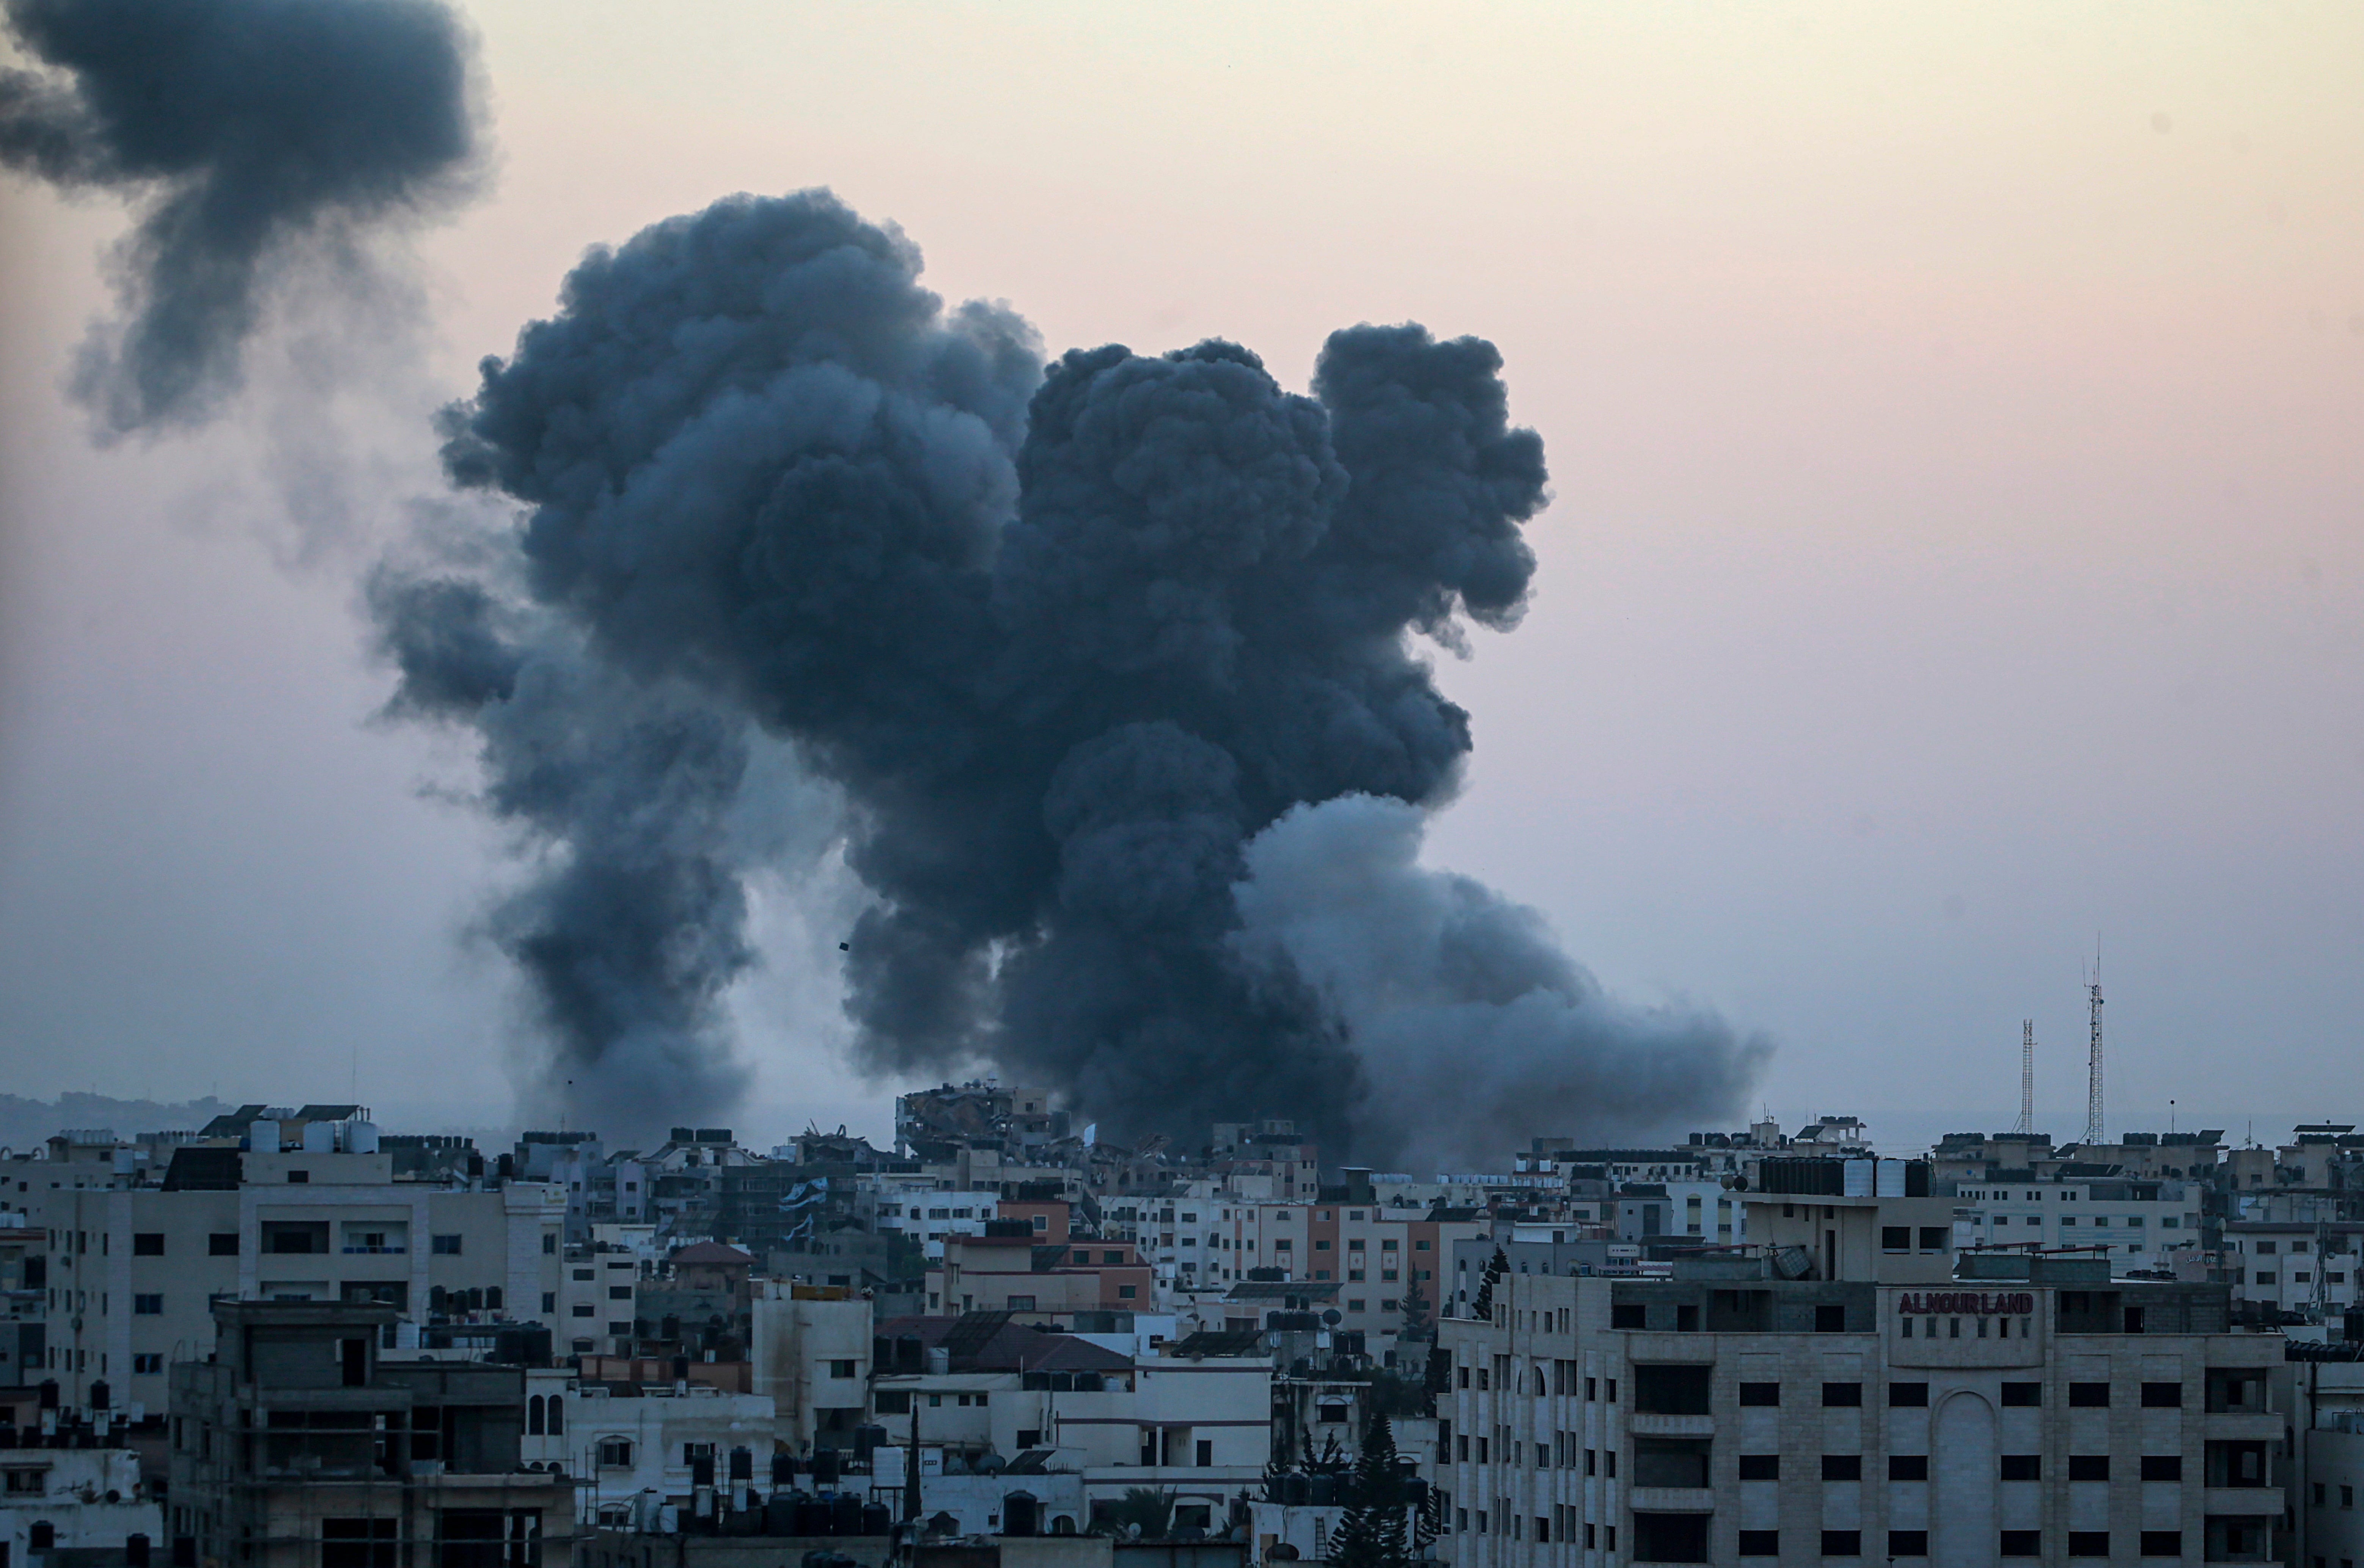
(2224, 1222, 2364, 1318)
(21, 1118, 564, 1413)
(1950, 1178, 2203, 1264)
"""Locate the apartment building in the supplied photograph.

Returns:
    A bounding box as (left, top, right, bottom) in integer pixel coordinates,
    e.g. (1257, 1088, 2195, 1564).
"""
(870, 1185, 1000, 1259)
(1156, 1199, 1475, 1347)
(747, 1280, 872, 1451)
(1951, 1177, 2203, 1264)
(929, 1225, 1151, 1322)
(170, 1300, 577, 1568)
(2224, 1222, 2364, 1317)
(1431, 1247, 2282, 1566)
(26, 1120, 564, 1413)
(869, 1313, 1272, 1532)
(555, 1242, 645, 1356)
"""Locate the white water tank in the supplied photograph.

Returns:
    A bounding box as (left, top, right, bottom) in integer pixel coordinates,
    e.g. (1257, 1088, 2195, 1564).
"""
(302, 1122, 337, 1154)
(1842, 1158, 1875, 1197)
(1874, 1159, 1907, 1198)
(249, 1119, 281, 1153)
(345, 1121, 380, 1154)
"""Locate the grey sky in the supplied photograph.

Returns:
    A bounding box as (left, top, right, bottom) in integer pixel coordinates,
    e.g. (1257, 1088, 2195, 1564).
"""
(2, 2, 2359, 1156)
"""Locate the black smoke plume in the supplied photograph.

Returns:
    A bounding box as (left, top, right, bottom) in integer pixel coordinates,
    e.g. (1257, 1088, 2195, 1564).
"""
(379, 188, 1767, 1159)
(0, 0, 478, 432)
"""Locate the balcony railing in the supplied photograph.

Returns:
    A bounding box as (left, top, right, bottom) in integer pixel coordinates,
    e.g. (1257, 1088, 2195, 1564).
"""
(342, 1246, 409, 1254)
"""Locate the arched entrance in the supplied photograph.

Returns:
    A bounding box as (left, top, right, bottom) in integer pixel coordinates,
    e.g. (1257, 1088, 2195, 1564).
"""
(1932, 1390, 1997, 1568)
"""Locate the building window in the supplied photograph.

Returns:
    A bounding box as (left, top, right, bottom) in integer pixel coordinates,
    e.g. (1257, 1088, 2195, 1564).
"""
(2000, 1530, 2040, 1557)
(1737, 1529, 1778, 1557)
(2067, 1382, 2109, 1407)
(1822, 1382, 1862, 1407)
(2140, 1382, 2181, 1407)
(1889, 1530, 1929, 1558)
(1738, 1454, 1778, 1481)
(596, 1438, 633, 1468)
(1739, 1381, 1779, 1407)
(133, 1233, 165, 1256)
(1889, 1382, 1928, 1407)
(133, 1353, 163, 1374)
(208, 1233, 239, 1256)
(2066, 1531, 2109, 1558)
(2139, 1455, 2181, 1482)
(571, 1304, 595, 1318)
(2001, 1382, 2040, 1406)
(1821, 1531, 1861, 1558)
(321, 1518, 397, 1568)
(2068, 1455, 2108, 1481)
(133, 1294, 162, 1315)
(432, 1234, 463, 1255)
(1821, 1454, 1862, 1480)
(830, 1360, 856, 1378)
(1889, 1455, 1929, 1481)
(2000, 1454, 2040, 1481)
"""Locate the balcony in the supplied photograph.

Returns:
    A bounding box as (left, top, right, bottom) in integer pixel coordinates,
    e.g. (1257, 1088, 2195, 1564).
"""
(1627, 1487, 1715, 1513)
(342, 1246, 409, 1255)
(1627, 1413, 1716, 1439)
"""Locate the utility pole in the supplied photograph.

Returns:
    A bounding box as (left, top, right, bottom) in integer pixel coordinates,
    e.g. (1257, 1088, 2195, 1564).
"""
(2082, 951, 2106, 1148)
(2013, 1020, 2035, 1136)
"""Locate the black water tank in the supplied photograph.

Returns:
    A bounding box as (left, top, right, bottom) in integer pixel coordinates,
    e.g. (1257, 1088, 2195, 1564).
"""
(829, 1496, 862, 1535)
(860, 1503, 892, 1535)
(690, 1453, 716, 1488)
(764, 1498, 796, 1535)
(793, 1498, 830, 1535)
(126, 1535, 150, 1568)
(811, 1449, 841, 1485)
(771, 1454, 796, 1487)
(728, 1446, 754, 1482)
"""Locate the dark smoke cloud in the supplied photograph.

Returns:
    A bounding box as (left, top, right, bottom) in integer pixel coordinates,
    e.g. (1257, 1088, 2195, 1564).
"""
(1232, 795, 1771, 1172)
(369, 567, 771, 1131)
(383, 187, 1768, 1154)
(0, 0, 478, 432)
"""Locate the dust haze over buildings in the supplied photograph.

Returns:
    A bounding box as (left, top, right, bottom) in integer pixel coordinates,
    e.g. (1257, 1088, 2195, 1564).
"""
(375, 189, 1770, 1164)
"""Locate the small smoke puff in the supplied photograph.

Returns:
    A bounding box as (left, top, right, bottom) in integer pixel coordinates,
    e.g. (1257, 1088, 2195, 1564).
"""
(1232, 794, 1768, 1170)
(0, 0, 481, 432)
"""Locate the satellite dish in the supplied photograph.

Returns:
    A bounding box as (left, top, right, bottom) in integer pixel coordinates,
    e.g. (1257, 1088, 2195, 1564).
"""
(1322, 1309, 1341, 1326)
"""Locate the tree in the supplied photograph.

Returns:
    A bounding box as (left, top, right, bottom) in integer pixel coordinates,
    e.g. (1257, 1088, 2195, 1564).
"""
(1328, 1413, 1410, 1568)
(1469, 1246, 1507, 1321)
(1398, 1272, 1431, 1338)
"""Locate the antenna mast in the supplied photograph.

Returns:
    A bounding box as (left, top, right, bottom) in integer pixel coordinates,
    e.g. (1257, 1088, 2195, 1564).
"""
(2013, 1020, 2035, 1136)
(2082, 953, 2106, 1147)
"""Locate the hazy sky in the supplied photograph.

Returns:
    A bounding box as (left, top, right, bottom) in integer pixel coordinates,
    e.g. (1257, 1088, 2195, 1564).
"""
(2, 2, 2359, 1155)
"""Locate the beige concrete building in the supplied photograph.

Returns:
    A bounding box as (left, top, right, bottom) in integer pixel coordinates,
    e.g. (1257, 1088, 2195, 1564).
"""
(1434, 1234, 2283, 1564)
(748, 1281, 872, 1453)
(28, 1128, 564, 1414)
